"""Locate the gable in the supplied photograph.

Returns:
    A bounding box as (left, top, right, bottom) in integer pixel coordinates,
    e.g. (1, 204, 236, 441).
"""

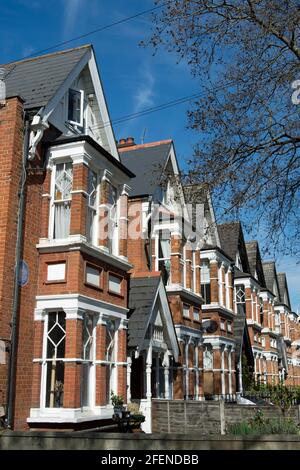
(3, 45, 89, 109)
(128, 276, 179, 360)
(4, 45, 119, 160)
(245, 241, 266, 287)
(218, 222, 250, 273)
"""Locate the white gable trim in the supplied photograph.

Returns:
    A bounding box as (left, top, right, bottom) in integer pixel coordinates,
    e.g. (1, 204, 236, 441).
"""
(88, 50, 119, 160)
(40, 49, 91, 123)
(140, 277, 179, 361)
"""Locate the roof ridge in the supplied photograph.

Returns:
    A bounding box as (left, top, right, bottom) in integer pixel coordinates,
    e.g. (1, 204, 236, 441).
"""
(2, 44, 91, 68)
(218, 220, 240, 226)
(118, 139, 172, 152)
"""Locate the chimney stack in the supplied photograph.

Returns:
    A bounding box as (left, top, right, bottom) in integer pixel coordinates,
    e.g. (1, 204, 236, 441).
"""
(117, 137, 136, 148)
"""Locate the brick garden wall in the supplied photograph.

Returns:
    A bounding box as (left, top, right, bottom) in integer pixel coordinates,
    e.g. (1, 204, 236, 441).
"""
(152, 400, 300, 435)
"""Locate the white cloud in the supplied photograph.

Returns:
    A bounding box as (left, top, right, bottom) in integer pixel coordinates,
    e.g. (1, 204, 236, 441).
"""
(63, 0, 82, 39)
(133, 67, 155, 112)
(120, 64, 155, 137)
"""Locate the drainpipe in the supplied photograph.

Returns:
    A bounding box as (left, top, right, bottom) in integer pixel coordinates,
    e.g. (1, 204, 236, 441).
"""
(6, 114, 30, 428)
(148, 196, 153, 271)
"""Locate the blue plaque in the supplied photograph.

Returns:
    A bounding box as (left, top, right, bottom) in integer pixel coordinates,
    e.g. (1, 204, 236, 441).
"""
(18, 260, 29, 287)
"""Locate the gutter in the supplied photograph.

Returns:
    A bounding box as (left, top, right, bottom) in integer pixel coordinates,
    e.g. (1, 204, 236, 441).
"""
(5, 114, 30, 428)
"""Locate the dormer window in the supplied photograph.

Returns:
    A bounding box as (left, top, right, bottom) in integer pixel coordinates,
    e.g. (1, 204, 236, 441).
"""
(68, 88, 84, 126)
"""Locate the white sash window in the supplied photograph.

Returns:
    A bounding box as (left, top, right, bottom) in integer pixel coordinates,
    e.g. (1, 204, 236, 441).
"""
(52, 162, 73, 239)
(86, 169, 98, 244)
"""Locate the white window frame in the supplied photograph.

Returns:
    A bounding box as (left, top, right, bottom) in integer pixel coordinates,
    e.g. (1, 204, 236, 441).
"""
(81, 313, 96, 409)
(86, 168, 99, 246)
(193, 307, 200, 322)
(49, 161, 73, 240)
(108, 274, 122, 295)
(183, 303, 190, 319)
(107, 183, 119, 256)
(67, 88, 84, 127)
(156, 230, 171, 285)
(40, 311, 67, 410)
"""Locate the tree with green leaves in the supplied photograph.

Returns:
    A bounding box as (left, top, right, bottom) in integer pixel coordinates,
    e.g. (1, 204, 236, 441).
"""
(148, 0, 300, 257)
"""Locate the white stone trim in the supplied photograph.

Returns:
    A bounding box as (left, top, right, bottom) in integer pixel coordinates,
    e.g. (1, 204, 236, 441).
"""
(35, 293, 128, 319)
(28, 405, 114, 424)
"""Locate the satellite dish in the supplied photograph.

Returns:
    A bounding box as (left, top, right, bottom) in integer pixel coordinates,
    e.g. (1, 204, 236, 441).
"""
(202, 319, 218, 334)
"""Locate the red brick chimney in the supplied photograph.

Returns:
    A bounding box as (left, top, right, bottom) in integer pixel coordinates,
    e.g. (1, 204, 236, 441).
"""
(117, 137, 135, 148)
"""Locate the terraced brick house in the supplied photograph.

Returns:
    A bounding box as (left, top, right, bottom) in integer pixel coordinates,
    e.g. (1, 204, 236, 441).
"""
(0, 44, 299, 433)
(0, 45, 134, 430)
(218, 222, 300, 390)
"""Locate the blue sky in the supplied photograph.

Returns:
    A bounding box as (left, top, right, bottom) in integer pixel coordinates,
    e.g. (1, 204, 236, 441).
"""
(0, 0, 299, 311)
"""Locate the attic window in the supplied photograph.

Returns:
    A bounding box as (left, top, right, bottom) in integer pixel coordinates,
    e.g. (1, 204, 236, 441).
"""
(68, 88, 83, 126)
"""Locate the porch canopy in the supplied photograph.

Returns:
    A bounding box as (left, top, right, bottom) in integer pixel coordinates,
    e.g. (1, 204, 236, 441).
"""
(127, 274, 179, 401)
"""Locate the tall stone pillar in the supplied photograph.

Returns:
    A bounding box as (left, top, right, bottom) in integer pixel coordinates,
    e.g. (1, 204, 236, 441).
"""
(170, 233, 182, 285)
(118, 185, 130, 259)
(185, 243, 192, 290)
(210, 259, 219, 304)
(195, 249, 201, 295)
(95, 315, 107, 406)
(63, 312, 83, 408)
(98, 170, 112, 251)
(70, 163, 88, 236)
(117, 320, 127, 403)
(213, 346, 222, 397)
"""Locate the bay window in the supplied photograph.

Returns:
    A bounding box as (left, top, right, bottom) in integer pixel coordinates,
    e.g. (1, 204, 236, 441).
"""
(45, 311, 66, 408)
(105, 319, 117, 404)
(157, 230, 171, 284)
(81, 313, 95, 407)
(107, 183, 118, 255)
(68, 88, 84, 127)
(53, 162, 73, 239)
(200, 260, 211, 304)
(86, 169, 98, 244)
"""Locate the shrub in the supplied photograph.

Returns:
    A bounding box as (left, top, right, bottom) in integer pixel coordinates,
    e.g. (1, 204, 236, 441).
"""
(227, 409, 300, 435)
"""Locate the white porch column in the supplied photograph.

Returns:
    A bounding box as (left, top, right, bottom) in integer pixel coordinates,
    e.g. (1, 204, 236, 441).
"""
(228, 347, 232, 394)
(127, 355, 132, 403)
(155, 355, 159, 398)
(221, 345, 225, 395)
(195, 341, 199, 400)
(146, 343, 152, 400)
(164, 353, 170, 399)
(185, 338, 189, 398)
(238, 354, 243, 394)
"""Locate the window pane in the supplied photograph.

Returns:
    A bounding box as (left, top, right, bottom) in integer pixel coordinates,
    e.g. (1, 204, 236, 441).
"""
(47, 263, 66, 281)
(54, 163, 73, 239)
(45, 311, 66, 408)
(83, 314, 94, 361)
(201, 283, 211, 304)
(109, 274, 121, 294)
(183, 304, 190, 318)
(200, 261, 210, 283)
(86, 264, 101, 287)
(68, 89, 82, 124)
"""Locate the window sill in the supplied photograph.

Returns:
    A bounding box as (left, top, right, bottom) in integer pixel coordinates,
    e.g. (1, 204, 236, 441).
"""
(84, 282, 103, 292)
(108, 290, 124, 299)
(44, 280, 67, 285)
(28, 406, 114, 424)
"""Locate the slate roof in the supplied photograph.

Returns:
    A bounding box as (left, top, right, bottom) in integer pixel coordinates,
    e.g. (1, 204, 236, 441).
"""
(277, 272, 291, 310)
(234, 304, 254, 366)
(2, 45, 90, 109)
(262, 261, 279, 299)
(245, 241, 266, 288)
(183, 183, 209, 230)
(119, 142, 172, 197)
(128, 276, 161, 349)
(218, 221, 250, 273)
